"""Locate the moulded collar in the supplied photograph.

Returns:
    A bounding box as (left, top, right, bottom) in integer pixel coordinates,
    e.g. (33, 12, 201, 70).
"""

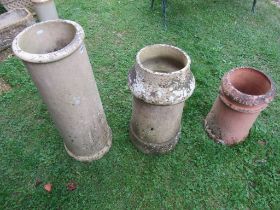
(221, 67, 276, 107)
(128, 44, 195, 105)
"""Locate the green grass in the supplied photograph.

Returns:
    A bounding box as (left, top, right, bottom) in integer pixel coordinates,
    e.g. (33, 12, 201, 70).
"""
(0, 0, 280, 209)
(0, 4, 6, 14)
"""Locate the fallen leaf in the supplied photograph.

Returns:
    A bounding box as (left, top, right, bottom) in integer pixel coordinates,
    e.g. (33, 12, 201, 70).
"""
(44, 183, 52, 192)
(258, 140, 267, 146)
(67, 181, 77, 191)
(35, 178, 42, 187)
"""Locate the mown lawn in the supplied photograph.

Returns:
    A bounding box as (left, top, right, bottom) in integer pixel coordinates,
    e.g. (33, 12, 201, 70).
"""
(0, 0, 279, 209)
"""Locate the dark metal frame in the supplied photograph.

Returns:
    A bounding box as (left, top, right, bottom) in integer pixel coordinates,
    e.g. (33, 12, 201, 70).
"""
(151, 0, 258, 28)
(151, 0, 167, 28)
(252, 0, 257, 13)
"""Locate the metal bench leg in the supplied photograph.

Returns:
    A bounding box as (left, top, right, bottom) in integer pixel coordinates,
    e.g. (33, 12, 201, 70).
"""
(162, 0, 167, 28)
(151, 0, 155, 9)
(252, 0, 257, 13)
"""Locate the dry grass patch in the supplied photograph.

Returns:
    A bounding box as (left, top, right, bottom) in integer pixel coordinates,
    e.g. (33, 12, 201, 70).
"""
(0, 48, 13, 62)
(0, 77, 11, 94)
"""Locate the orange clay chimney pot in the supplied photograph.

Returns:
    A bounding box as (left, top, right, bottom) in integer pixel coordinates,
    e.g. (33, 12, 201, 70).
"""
(205, 67, 276, 145)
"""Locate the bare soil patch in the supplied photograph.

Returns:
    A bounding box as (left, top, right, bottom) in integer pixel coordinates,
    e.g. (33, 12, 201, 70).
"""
(0, 78, 11, 94)
(0, 47, 13, 62)
(272, 0, 280, 7)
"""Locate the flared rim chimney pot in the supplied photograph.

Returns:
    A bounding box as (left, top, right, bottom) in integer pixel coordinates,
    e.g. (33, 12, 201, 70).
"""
(12, 20, 84, 63)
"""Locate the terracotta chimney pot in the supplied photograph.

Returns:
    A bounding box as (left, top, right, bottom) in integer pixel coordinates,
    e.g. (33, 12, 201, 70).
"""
(205, 67, 276, 145)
